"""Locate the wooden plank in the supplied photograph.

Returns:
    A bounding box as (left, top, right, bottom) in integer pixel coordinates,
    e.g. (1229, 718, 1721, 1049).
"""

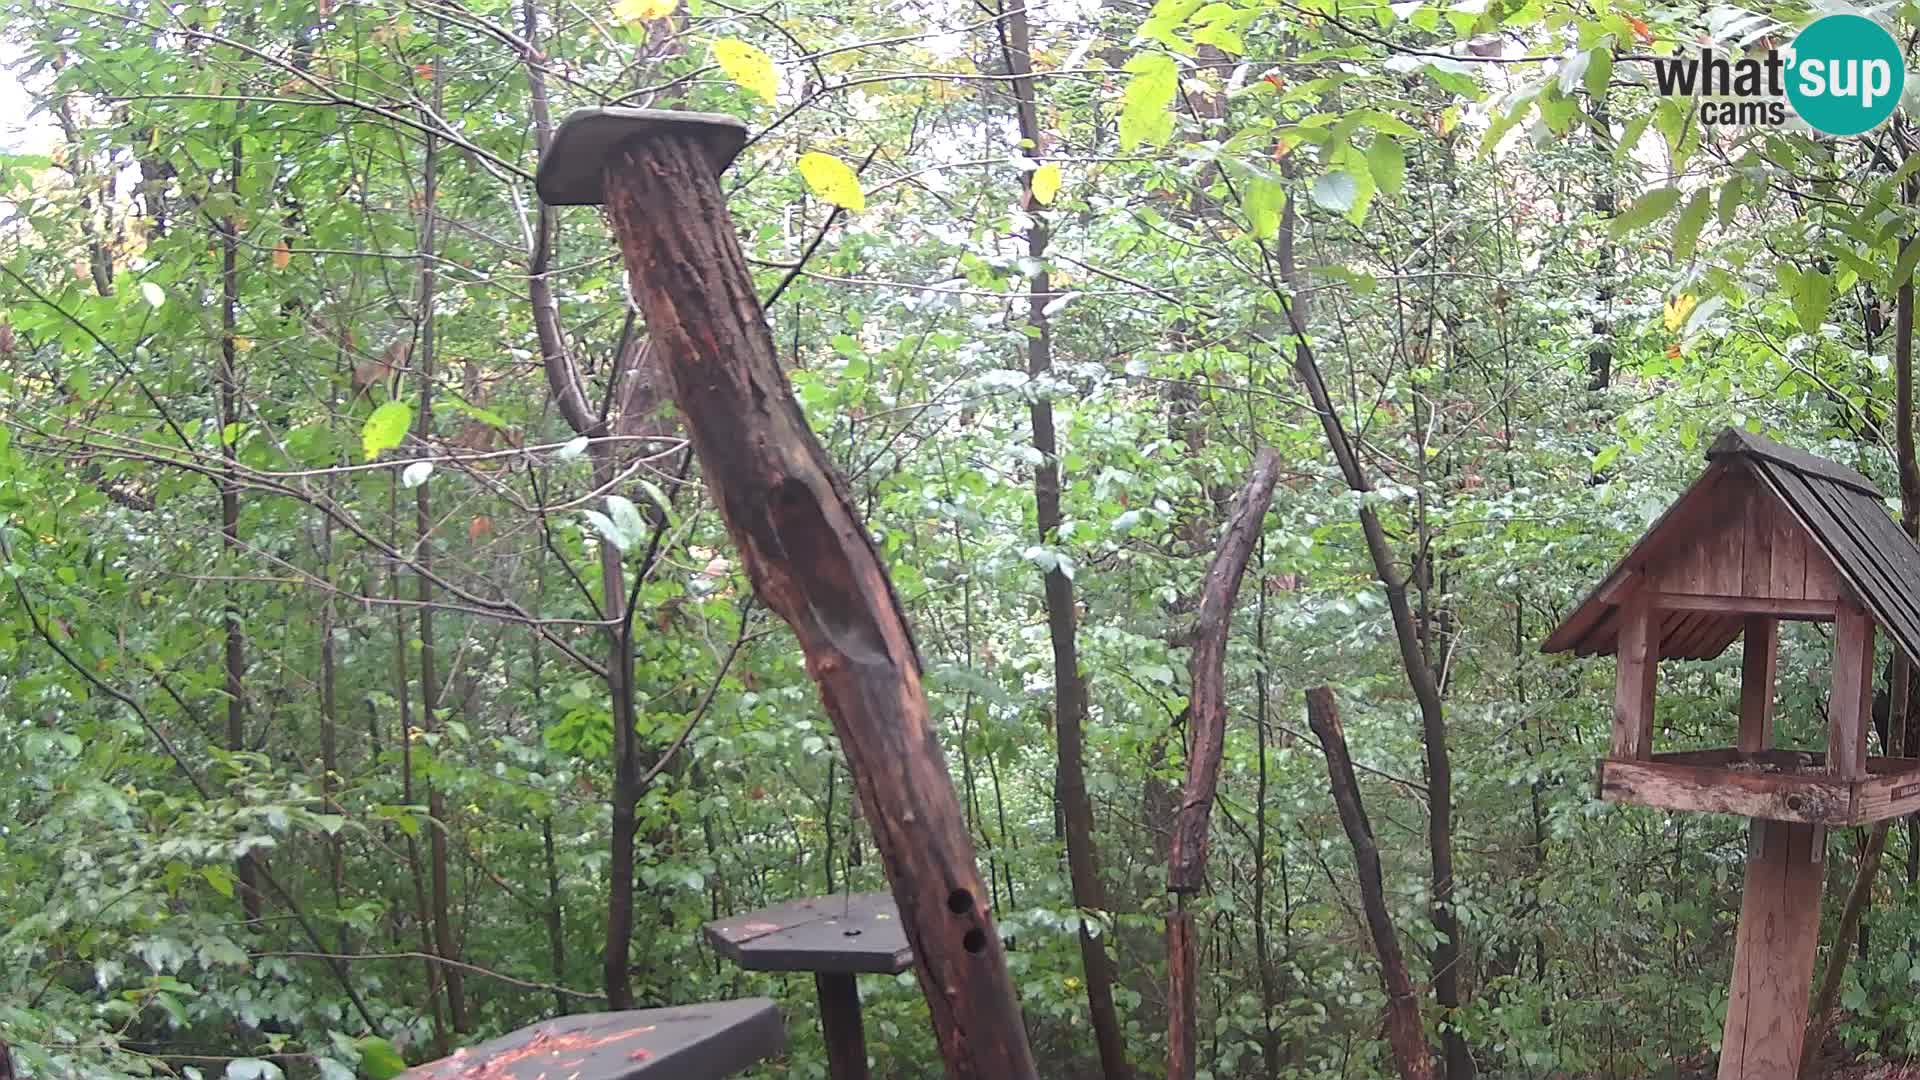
(401, 1000, 787, 1080)
(1742, 490, 1777, 597)
(1646, 592, 1834, 619)
(1612, 588, 1657, 760)
(1850, 761, 1920, 824)
(1769, 497, 1807, 600)
(1741, 617, 1778, 753)
(1830, 600, 1875, 782)
(1800, 537, 1842, 601)
(1598, 758, 1851, 824)
(1717, 820, 1824, 1080)
(1706, 473, 1749, 595)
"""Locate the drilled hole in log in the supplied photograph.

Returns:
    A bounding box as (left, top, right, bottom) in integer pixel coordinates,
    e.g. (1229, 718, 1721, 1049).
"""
(947, 889, 973, 915)
(1785, 794, 1806, 812)
(962, 928, 987, 954)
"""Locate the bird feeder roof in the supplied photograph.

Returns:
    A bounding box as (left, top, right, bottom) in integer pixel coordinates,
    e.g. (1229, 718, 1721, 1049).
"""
(1542, 427, 1920, 665)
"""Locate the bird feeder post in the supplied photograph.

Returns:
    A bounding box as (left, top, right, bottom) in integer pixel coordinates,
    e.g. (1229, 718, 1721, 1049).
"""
(538, 110, 1037, 1080)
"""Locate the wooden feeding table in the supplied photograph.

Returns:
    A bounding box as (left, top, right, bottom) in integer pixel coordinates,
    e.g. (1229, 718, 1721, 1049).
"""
(705, 893, 912, 1080)
(1544, 427, 1920, 1078)
(399, 998, 785, 1079)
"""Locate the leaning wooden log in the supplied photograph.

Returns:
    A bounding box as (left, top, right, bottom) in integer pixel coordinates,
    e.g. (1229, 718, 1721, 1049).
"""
(537, 108, 1038, 1080)
(1165, 448, 1280, 1080)
(1305, 687, 1436, 1080)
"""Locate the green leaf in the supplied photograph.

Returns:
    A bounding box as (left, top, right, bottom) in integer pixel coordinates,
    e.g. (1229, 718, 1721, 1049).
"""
(1243, 176, 1285, 239)
(796, 151, 865, 212)
(1366, 137, 1405, 195)
(1309, 171, 1359, 213)
(606, 495, 647, 549)
(360, 400, 413, 461)
(1583, 48, 1613, 99)
(353, 1037, 407, 1080)
(1672, 191, 1709, 263)
(1776, 264, 1832, 333)
(1894, 235, 1920, 288)
(1609, 186, 1682, 238)
(1717, 175, 1746, 228)
(581, 509, 630, 553)
(1120, 53, 1178, 150)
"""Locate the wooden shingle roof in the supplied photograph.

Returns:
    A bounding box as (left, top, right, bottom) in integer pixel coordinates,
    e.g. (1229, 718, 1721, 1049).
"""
(1542, 428, 1920, 666)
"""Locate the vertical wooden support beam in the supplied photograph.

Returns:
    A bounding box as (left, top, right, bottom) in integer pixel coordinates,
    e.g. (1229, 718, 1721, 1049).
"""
(1718, 820, 1825, 1079)
(1830, 600, 1875, 780)
(815, 972, 870, 1080)
(1613, 587, 1657, 760)
(1740, 616, 1778, 754)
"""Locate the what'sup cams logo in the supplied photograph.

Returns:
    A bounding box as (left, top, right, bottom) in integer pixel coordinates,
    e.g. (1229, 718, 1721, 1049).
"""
(1651, 13, 1906, 136)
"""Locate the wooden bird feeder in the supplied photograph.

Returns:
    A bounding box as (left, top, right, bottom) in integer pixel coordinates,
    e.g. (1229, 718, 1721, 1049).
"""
(705, 893, 912, 1080)
(1544, 427, 1920, 1077)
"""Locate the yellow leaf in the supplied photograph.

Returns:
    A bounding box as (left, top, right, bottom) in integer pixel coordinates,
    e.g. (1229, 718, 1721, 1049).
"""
(1663, 293, 1697, 333)
(713, 38, 777, 105)
(271, 241, 291, 270)
(796, 151, 865, 212)
(614, 0, 675, 23)
(233, 336, 254, 353)
(1030, 163, 1061, 205)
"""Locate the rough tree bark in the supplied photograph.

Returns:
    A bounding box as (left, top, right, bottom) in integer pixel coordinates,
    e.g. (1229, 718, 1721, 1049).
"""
(594, 129, 1038, 1079)
(997, 3, 1129, 1074)
(1306, 688, 1437, 1080)
(1275, 199, 1471, 1078)
(1166, 448, 1281, 1080)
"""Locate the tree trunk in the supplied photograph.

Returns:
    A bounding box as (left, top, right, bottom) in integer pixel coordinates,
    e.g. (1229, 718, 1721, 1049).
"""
(1305, 687, 1437, 1080)
(217, 141, 262, 926)
(1167, 449, 1281, 1080)
(996, 4, 1130, 1074)
(1275, 199, 1471, 1078)
(410, 51, 467, 1031)
(595, 129, 1038, 1079)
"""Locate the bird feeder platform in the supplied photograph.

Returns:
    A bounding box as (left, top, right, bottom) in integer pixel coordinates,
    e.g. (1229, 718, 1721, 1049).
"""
(399, 998, 785, 1080)
(706, 893, 911, 1080)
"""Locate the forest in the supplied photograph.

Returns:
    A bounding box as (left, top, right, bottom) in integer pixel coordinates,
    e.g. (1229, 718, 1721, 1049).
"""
(5, 0, 1920, 1075)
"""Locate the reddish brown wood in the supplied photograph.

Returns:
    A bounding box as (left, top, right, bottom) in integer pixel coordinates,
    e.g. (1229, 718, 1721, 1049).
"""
(1831, 600, 1875, 781)
(1647, 593, 1832, 619)
(1305, 687, 1436, 1080)
(599, 133, 1036, 1080)
(1741, 617, 1778, 753)
(1719, 821, 1824, 1080)
(1163, 449, 1280, 1080)
(1168, 447, 1282, 892)
(1613, 586, 1656, 760)
(1165, 910, 1198, 1080)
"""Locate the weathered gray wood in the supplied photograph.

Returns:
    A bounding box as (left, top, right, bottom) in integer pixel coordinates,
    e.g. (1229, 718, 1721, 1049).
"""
(401, 1000, 784, 1080)
(1717, 821, 1824, 1080)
